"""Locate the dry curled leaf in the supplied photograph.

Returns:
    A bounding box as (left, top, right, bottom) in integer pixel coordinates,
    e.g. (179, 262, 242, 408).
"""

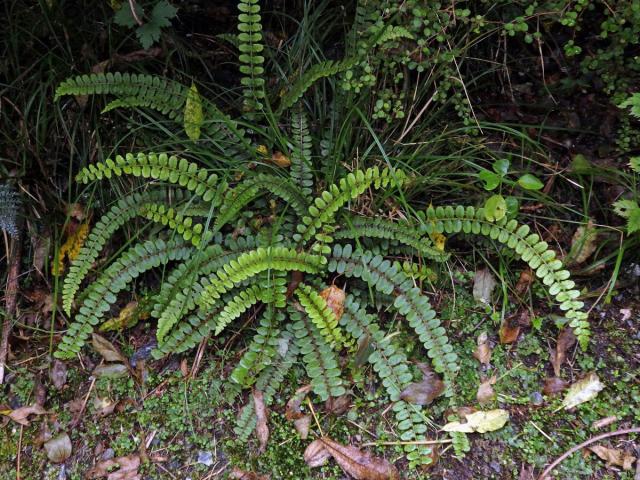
(270, 151, 291, 168)
(319, 285, 345, 321)
(253, 390, 269, 455)
(542, 377, 569, 396)
(442, 409, 509, 434)
(294, 415, 311, 439)
(100, 301, 149, 332)
(560, 372, 605, 410)
(92, 333, 127, 364)
(316, 437, 400, 480)
(325, 394, 352, 415)
(50, 359, 67, 390)
(229, 467, 270, 479)
(588, 445, 636, 470)
(477, 376, 497, 405)
(515, 268, 534, 295)
(2, 403, 47, 426)
(44, 433, 72, 463)
(550, 328, 576, 377)
(304, 439, 332, 468)
(88, 454, 141, 480)
(473, 332, 492, 366)
(499, 315, 521, 344)
(473, 268, 497, 304)
(285, 385, 312, 420)
(400, 364, 444, 406)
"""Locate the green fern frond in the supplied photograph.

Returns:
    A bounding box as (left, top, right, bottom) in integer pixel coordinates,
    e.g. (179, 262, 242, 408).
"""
(198, 247, 325, 310)
(289, 110, 314, 197)
(289, 308, 346, 401)
(294, 166, 408, 246)
(278, 58, 356, 114)
(55, 239, 192, 359)
(62, 190, 165, 315)
(333, 216, 448, 261)
(139, 202, 211, 246)
(329, 244, 459, 382)
(419, 205, 589, 348)
(295, 283, 350, 349)
(237, 0, 265, 113)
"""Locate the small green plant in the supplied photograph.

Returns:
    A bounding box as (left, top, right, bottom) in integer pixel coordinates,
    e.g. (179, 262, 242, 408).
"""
(113, 0, 177, 50)
(612, 157, 640, 235)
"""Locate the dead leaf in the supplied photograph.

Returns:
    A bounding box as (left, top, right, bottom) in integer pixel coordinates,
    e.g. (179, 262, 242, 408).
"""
(253, 390, 269, 454)
(294, 415, 311, 439)
(592, 416, 618, 429)
(473, 332, 492, 366)
(93, 396, 118, 417)
(2, 404, 47, 426)
(567, 220, 598, 265)
(100, 301, 148, 332)
(589, 445, 636, 470)
(400, 364, 444, 406)
(560, 372, 605, 410)
(542, 377, 569, 396)
(550, 328, 576, 377)
(515, 268, 534, 295)
(319, 285, 345, 321)
(442, 409, 509, 433)
(304, 439, 331, 468)
(499, 315, 521, 344)
(67, 203, 86, 221)
(318, 437, 399, 480)
(88, 454, 141, 480)
(518, 464, 535, 480)
(270, 151, 291, 168)
(477, 376, 497, 405)
(50, 359, 67, 390)
(93, 364, 129, 378)
(325, 394, 352, 415)
(473, 269, 497, 304)
(228, 467, 270, 479)
(44, 433, 72, 463)
(92, 333, 127, 364)
(285, 385, 312, 420)
(54, 222, 89, 275)
(354, 334, 374, 367)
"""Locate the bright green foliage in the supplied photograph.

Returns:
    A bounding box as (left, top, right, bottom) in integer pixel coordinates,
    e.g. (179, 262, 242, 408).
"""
(183, 83, 203, 141)
(277, 58, 356, 114)
(237, 0, 265, 114)
(289, 110, 314, 197)
(612, 156, 640, 235)
(139, 203, 210, 246)
(295, 284, 350, 349)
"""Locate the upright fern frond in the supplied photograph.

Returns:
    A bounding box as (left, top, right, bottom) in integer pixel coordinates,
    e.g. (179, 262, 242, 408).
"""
(419, 205, 590, 348)
(237, 0, 265, 114)
(278, 58, 355, 114)
(289, 110, 314, 198)
(55, 239, 192, 359)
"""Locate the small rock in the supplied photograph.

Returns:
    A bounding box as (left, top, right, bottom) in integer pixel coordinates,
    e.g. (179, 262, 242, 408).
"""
(529, 391, 544, 406)
(197, 451, 214, 466)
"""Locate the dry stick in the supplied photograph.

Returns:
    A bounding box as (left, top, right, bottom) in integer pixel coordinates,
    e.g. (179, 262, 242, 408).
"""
(0, 232, 22, 384)
(538, 427, 640, 480)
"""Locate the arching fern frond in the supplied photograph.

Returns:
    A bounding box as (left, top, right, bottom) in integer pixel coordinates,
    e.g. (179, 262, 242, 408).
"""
(419, 205, 589, 348)
(139, 202, 211, 247)
(278, 58, 356, 114)
(55, 239, 192, 359)
(295, 283, 350, 349)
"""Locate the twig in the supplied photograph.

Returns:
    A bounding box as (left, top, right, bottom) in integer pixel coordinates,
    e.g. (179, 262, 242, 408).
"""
(538, 427, 640, 480)
(1, 232, 22, 384)
(361, 438, 452, 447)
(128, 0, 144, 26)
(307, 398, 324, 437)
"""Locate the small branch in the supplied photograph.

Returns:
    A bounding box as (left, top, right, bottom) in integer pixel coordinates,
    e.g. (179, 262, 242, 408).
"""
(361, 439, 452, 447)
(0, 232, 22, 384)
(128, 0, 144, 26)
(538, 427, 640, 480)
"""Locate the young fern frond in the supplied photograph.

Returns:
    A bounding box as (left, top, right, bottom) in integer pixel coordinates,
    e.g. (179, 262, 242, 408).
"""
(289, 308, 346, 401)
(295, 283, 350, 349)
(55, 239, 192, 359)
(419, 205, 589, 348)
(294, 166, 408, 245)
(333, 215, 448, 262)
(277, 58, 356, 114)
(76, 152, 226, 204)
(197, 247, 326, 310)
(289, 110, 314, 198)
(237, 0, 265, 114)
(341, 295, 435, 466)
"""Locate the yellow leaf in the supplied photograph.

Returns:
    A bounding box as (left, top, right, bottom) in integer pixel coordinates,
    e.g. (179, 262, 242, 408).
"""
(54, 222, 89, 276)
(184, 83, 203, 141)
(256, 144, 269, 157)
(99, 301, 150, 332)
(270, 151, 291, 168)
(319, 285, 345, 321)
(429, 231, 446, 251)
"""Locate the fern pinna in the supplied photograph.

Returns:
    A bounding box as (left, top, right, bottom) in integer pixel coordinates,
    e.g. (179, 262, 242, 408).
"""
(54, 146, 588, 467)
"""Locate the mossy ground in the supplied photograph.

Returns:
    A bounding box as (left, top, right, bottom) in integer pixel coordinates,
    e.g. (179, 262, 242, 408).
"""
(1, 265, 639, 480)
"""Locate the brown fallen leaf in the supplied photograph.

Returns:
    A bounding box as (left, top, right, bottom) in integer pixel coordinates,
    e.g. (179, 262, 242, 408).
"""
(354, 334, 374, 367)
(542, 377, 569, 396)
(88, 454, 141, 480)
(588, 445, 636, 470)
(499, 315, 521, 344)
(270, 151, 291, 168)
(477, 375, 497, 405)
(50, 359, 68, 390)
(319, 437, 399, 480)
(2, 403, 47, 426)
(304, 439, 332, 468)
(92, 333, 128, 364)
(93, 396, 118, 417)
(515, 268, 534, 295)
(285, 385, 312, 420)
(550, 328, 576, 377)
(325, 394, 352, 415)
(253, 389, 269, 455)
(229, 467, 270, 479)
(44, 433, 72, 463)
(400, 364, 444, 406)
(319, 285, 346, 321)
(294, 415, 311, 439)
(473, 332, 492, 366)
